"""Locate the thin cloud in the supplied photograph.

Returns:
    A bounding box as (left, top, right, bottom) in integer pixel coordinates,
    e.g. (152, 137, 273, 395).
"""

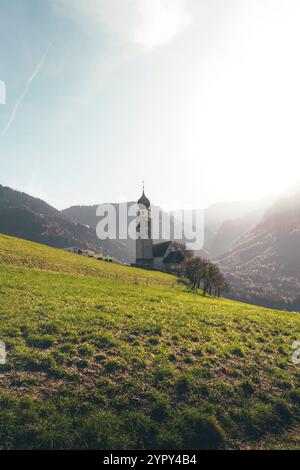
(1, 40, 54, 137)
(70, 0, 192, 51)
(134, 0, 192, 50)
(49, 0, 192, 107)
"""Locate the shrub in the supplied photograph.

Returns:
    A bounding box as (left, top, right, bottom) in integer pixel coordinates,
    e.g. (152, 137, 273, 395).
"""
(48, 367, 79, 381)
(51, 351, 66, 365)
(76, 359, 89, 370)
(78, 344, 94, 358)
(38, 323, 59, 335)
(229, 345, 245, 358)
(240, 380, 255, 396)
(58, 343, 75, 354)
(154, 366, 174, 385)
(177, 411, 225, 450)
(175, 376, 191, 396)
(125, 412, 158, 449)
(156, 430, 182, 450)
(95, 353, 106, 363)
(239, 402, 290, 438)
(16, 350, 56, 372)
(272, 398, 291, 423)
(290, 388, 300, 404)
(83, 411, 128, 449)
(26, 335, 54, 349)
(148, 337, 159, 346)
(150, 399, 169, 422)
(150, 326, 162, 336)
(184, 357, 194, 365)
(104, 359, 124, 373)
(91, 333, 116, 349)
(168, 353, 177, 362)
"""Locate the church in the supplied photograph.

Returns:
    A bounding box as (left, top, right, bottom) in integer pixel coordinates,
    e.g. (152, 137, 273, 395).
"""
(135, 188, 184, 273)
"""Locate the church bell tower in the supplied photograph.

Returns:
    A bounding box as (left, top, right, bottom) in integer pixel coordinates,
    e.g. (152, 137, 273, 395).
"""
(136, 185, 153, 268)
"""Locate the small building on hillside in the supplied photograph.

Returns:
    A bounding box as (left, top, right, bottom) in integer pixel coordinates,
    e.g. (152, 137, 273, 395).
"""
(152, 241, 184, 273)
(135, 188, 184, 274)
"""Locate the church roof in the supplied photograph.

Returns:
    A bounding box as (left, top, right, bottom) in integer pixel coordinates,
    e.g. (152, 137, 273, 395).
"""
(138, 190, 150, 209)
(164, 250, 184, 264)
(153, 241, 171, 258)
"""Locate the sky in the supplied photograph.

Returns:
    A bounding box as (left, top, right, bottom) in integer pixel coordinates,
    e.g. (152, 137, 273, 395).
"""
(1, 0, 300, 210)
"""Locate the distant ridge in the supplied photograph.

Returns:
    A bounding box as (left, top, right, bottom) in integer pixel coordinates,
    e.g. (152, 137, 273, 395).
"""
(3, 182, 299, 309)
(0, 184, 106, 253)
(219, 187, 300, 310)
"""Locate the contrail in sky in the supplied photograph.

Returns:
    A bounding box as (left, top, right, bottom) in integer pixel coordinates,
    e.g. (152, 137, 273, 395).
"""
(1, 40, 54, 137)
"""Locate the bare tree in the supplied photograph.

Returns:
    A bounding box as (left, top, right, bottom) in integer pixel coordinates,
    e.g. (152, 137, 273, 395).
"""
(182, 255, 229, 297)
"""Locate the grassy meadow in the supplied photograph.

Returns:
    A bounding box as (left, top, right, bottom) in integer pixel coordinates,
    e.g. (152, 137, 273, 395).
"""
(0, 234, 299, 449)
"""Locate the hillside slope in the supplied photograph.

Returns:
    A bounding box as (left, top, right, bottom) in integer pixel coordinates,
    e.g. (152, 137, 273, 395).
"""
(208, 209, 269, 258)
(203, 197, 275, 256)
(63, 203, 199, 263)
(0, 234, 299, 450)
(0, 234, 175, 287)
(63, 197, 274, 261)
(0, 185, 105, 253)
(219, 188, 300, 310)
(63, 203, 136, 262)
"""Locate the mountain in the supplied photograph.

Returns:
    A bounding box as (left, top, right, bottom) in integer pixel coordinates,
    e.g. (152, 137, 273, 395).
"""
(208, 208, 271, 258)
(0, 185, 106, 253)
(63, 198, 276, 262)
(0, 187, 198, 264)
(218, 187, 300, 310)
(3, 183, 300, 310)
(203, 197, 276, 256)
(63, 203, 200, 263)
(62, 203, 136, 262)
(204, 197, 275, 232)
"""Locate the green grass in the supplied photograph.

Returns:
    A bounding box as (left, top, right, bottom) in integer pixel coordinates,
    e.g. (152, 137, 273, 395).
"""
(0, 234, 299, 450)
(0, 234, 176, 287)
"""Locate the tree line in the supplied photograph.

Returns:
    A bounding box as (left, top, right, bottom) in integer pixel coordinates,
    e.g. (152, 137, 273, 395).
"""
(181, 255, 229, 297)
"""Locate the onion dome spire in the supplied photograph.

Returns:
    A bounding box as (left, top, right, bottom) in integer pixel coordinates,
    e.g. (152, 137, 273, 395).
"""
(138, 181, 150, 209)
